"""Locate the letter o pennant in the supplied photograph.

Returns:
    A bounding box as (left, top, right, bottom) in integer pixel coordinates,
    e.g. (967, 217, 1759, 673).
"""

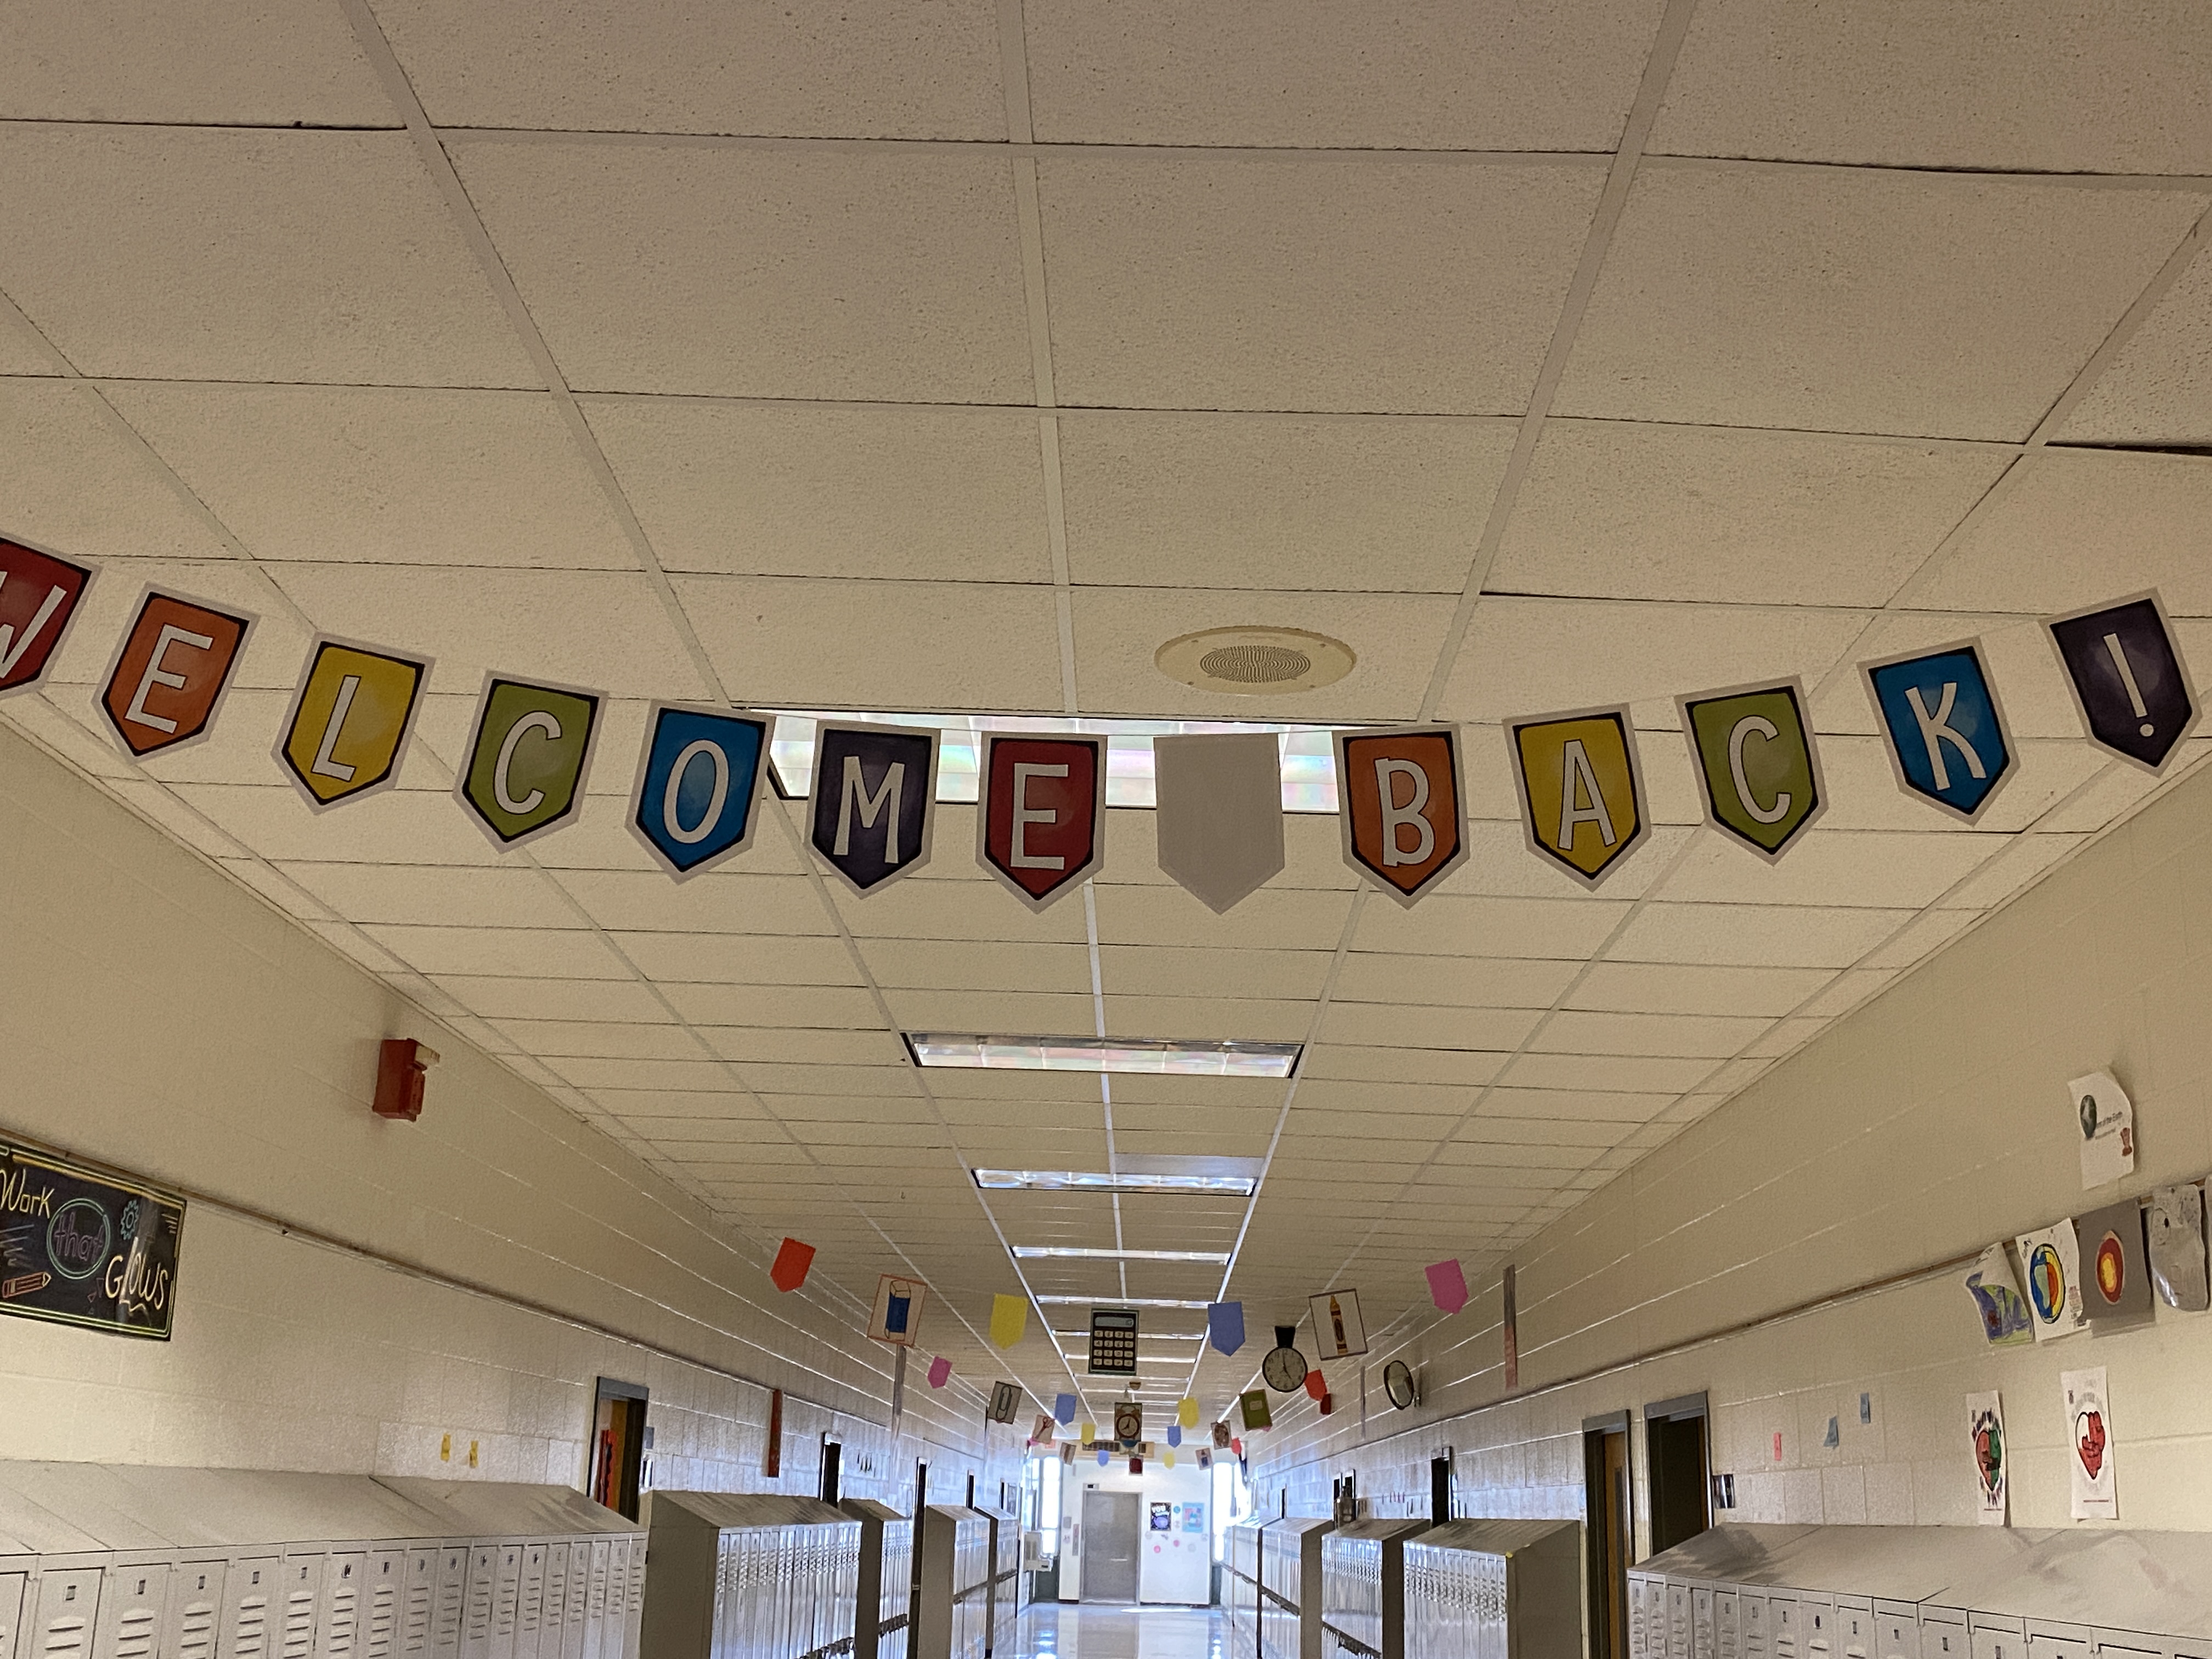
(1335, 724, 1468, 905)
(978, 731, 1104, 909)
(458, 673, 604, 849)
(629, 702, 770, 879)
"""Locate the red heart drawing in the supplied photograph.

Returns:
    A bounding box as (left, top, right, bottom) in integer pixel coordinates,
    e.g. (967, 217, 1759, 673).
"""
(2076, 1409, 2107, 1479)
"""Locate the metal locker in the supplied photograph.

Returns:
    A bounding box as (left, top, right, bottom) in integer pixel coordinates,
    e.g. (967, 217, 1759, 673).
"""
(619, 1540, 642, 1659)
(1672, 1582, 1694, 1659)
(540, 1548, 573, 1659)
(556, 1544, 587, 1659)
(2023, 1626, 2090, 1659)
(579, 1542, 610, 1659)
(92, 1558, 167, 1659)
(1696, 1588, 1716, 1659)
(320, 1553, 366, 1659)
(1802, 1595, 1836, 1659)
(401, 1550, 439, 1659)
(1872, 1604, 1916, 1659)
(36, 1562, 109, 1659)
(1629, 1577, 1650, 1659)
(2095, 1638, 2170, 1659)
(1771, 1597, 1802, 1659)
(164, 1560, 227, 1659)
(1716, 1590, 1742, 1659)
(278, 1553, 326, 1659)
(430, 1550, 470, 1659)
(486, 1548, 522, 1659)
(1833, 1599, 1873, 1659)
(224, 1555, 279, 1659)
(460, 1549, 498, 1659)
(1917, 1613, 1968, 1659)
(594, 1548, 622, 1659)
(358, 1553, 405, 1659)
(1, 1570, 26, 1659)
(1970, 1615, 2026, 1659)
(1742, 1592, 1771, 1659)
(515, 1547, 546, 1659)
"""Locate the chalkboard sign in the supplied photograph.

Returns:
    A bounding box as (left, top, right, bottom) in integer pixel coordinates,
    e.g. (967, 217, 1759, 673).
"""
(0, 1143, 184, 1340)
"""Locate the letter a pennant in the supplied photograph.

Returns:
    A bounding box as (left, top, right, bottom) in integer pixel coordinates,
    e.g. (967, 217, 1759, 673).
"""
(2045, 590, 2199, 774)
(1676, 678, 1826, 861)
(1508, 704, 1649, 889)
(1860, 640, 2015, 822)
(0, 537, 96, 698)
(977, 731, 1104, 910)
(457, 672, 605, 849)
(276, 635, 432, 810)
(808, 720, 940, 896)
(1334, 724, 1468, 905)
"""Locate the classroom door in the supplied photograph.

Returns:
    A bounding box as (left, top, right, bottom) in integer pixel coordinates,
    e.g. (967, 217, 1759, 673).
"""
(1080, 1491, 1142, 1603)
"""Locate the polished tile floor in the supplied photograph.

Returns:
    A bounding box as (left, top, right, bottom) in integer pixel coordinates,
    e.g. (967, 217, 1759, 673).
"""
(1020, 1601, 1226, 1659)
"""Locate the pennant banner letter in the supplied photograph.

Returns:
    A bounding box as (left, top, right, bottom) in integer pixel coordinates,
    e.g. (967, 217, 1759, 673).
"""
(1426, 1257, 1469, 1315)
(770, 1237, 815, 1294)
(1178, 1396, 1200, 1430)
(630, 703, 770, 879)
(1206, 1300, 1246, 1357)
(978, 732, 1104, 910)
(1054, 1392, 1078, 1426)
(1860, 641, 2013, 823)
(1335, 724, 1468, 905)
(1154, 732, 1284, 913)
(458, 674, 603, 848)
(1509, 705, 1649, 888)
(276, 636, 430, 810)
(991, 1293, 1029, 1348)
(1677, 679, 1825, 861)
(809, 720, 940, 895)
(0, 537, 95, 698)
(101, 586, 255, 759)
(2046, 590, 2198, 774)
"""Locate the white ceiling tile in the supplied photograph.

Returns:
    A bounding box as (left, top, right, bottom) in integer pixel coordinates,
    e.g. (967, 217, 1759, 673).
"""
(1793, 969, 1899, 1021)
(1103, 997, 1311, 1042)
(612, 932, 859, 985)
(1098, 945, 1328, 1002)
(431, 975, 675, 1022)
(1317, 1004, 1540, 1052)
(0, 127, 535, 386)
(556, 871, 828, 936)
(659, 983, 884, 1028)
(1604, 902, 1914, 968)
(1070, 585, 1454, 721)
(489, 1020, 702, 1060)
(832, 877, 1088, 945)
(450, 140, 1031, 402)
(1498, 1048, 1718, 1097)
(1565, 962, 1834, 1018)
(0, 380, 234, 563)
(1935, 833, 2090, 912)
(166, 785, 501, 867)
(583, 399, 1051, 584)
(1530, 1010, 1766, 1059)
(362, 923, 634, 978)
(370, 0, 1005, 138)
(1059, 413, 1513, 593)
(276, 862, 585, 929)
(1026, 0, 1664, 149)
(1658, 828, 2002, 910)
(1740, 1017, 1828, 1060)
(1334, 953, 1582, 1010)
(1490, 422, 2010, 607)
(1915, 450, 2212, 616)
(1040, 155, 1605, 414)
(1476, 1087, 1672, 1123)
(1555, 165, 2208, 441)
(1650, 0, 2212, 174)
(108, 384, 634, 571)
(1093, 885, 1352, 952)
(2062, 254, 2212, 445)
(1859, 907, 1979, 970)
(1356, 895, 1632, 960)
(880, 989, 1097, 1032)
(671, 574, 1064, 713)
(2033, 756, 2174, 836)
(1302, 1045, 1504, 1087)
(698, 1028, 906, 1066)
(864, 939, 1092, 994)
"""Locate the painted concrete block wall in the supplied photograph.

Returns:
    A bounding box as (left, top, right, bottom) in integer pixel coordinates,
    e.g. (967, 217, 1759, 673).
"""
(1250, 757, 2212, 1545)
(0, 720, 1012, 1503)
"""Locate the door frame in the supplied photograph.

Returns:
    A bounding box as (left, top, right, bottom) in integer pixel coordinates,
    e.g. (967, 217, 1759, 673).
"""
(590, 1377, 650, 1520)
(1644, 1392, 1712, 1560)
(1582, 1410, 1632, 1659)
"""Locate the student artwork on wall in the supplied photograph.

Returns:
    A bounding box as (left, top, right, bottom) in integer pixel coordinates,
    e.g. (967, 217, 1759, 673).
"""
(1966, 1391, 2007, 1526)
(1860, 640, 2015, 822)
(2147, 1184, 2209, 1312)
(2063, 1367, 2118, 1520)
(2017, 1221, 2088, 1341)
(1333, 724, 1469, 904)
(0, 537, 95, 697)
(2045, 590, 2199, 772)
(976, 732, 1105, 909)
(275, 636, 431, 811)
(808, 721, 940, 895)
(1508, 704, 1650, 888)
(1676, 679, 1827, 860)
(100, 586, 256, 759)
(2077, 1201, 2152, 1331)
(2071, 1070, 2136, 1189)
(1963, 1243, 2034, 1346)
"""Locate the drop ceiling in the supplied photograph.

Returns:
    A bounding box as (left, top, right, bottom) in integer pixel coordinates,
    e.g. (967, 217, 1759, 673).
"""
(3, 0, 2211, 1429)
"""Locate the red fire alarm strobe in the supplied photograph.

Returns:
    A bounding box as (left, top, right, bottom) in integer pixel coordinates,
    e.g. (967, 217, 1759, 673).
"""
(375, 1038, 440, 1120)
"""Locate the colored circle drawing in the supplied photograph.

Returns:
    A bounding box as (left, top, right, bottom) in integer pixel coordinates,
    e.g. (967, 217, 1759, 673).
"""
(2095, 1232, 2126, 1304)
(47, 1198, 113, 1282)
(2028, 1242, 2067, 1323)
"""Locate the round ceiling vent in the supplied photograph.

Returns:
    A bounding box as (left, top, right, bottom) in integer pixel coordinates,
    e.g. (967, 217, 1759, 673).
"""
(1154, 627, 1356, 696)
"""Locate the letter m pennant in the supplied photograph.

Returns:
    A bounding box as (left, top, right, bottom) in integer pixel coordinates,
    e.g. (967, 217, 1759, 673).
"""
(1334, 724, 1468, 905)
(1860, 640, 2016, 823)
(808, 720, 941, 896)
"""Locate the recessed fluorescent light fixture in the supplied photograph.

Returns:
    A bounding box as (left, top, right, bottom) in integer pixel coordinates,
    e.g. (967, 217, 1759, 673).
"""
(974, 1169, 1259, 1198)
(910, 1034, 1299, 1079)
(1012, 1246, 1232, 1263)
(1036, 1296, 1214, 1309)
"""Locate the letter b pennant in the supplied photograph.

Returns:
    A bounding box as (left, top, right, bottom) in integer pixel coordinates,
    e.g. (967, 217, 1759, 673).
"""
(808, 720, 940, 895)
(1677, 679, 1826, 860)
(1335, 724, 1468, 905)
(1861, 641, 2014, 822)
(978, 732, 1104, 910)
(629, 703, 770, 879)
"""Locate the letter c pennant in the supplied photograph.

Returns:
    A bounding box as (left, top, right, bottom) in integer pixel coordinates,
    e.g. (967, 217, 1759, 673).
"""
(1334, 724, 1468, 904)
(977, 731, 1105, 909)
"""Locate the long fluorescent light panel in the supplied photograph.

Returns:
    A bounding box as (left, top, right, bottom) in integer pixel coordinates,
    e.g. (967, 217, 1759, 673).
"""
(1035, 1296, 1213, 1310)
(910, 1034, 1299, 1079)
(974, 1169, 1259, 1197)
(1013, 1246, 1231, 1263)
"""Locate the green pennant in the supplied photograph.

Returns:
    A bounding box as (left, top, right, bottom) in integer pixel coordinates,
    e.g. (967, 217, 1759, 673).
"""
(1677, 679, 1825, 860)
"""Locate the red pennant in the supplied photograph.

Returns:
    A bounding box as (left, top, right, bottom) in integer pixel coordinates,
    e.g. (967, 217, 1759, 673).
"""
(1318, 1392, 1334, 1415)
(1304, 1369, 1328, 1402)
(770, 1237, 815, 1293)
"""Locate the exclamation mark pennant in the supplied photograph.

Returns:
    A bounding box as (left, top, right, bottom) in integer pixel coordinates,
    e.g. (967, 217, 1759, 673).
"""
(2101, 633, 2154, 738)
(2047, 592, 2199, 774)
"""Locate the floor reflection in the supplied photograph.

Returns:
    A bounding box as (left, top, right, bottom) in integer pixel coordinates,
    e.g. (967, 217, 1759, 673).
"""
(1022, 1601, 1227, 1659)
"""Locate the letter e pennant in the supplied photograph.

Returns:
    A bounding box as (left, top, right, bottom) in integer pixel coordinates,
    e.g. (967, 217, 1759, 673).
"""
(978, 732, 1104, 909)
(1861, 640, 2015, 822)
(100, 585, 256, 759)
(629, 702, 770, 879)
(276, 636, 431, 811)
(1508, 704, 1649, 888)
(809, 720, 940, 896)
(0, 537, 95, 698)
(458, 673, 604, 849)
(2046, 590, 2199, 774)
(1677, 679, 1826, 861)
(1335, 724, 1468, 905)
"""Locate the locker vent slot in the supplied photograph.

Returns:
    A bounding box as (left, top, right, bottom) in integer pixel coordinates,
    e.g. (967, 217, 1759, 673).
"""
(281, 1590, 316, 1659)
(403, 1582, 433, 1656)
(113, 1609, 157, 1659)
(366, 1586, 398, 1659)
(175, 1602, 218, 1659)
(232, 1600, 270, 1659)
(326, 1587, 359, 1659)
(43, 1617, 90, 1659)
(465, 1569, 492, 1643)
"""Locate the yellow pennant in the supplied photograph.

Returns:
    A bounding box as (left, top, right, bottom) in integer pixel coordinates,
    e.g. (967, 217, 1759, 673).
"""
(990, 1293, 1028, 1348)
(1178, 1397, 1200, 1429)
(276, 636, 431, 809)
(1508, 704, 1650, 889)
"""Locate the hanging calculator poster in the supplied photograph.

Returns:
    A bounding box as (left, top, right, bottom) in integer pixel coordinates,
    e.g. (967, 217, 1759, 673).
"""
(1089, 1306, 1139, 1375)
(0, 1142, 184, 1340)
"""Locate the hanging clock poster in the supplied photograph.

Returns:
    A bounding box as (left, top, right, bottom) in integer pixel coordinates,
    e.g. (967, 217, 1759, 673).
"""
(1261, 1324, 1308, 1392)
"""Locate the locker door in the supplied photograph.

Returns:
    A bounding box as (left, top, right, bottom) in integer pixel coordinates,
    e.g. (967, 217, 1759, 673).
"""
(359, 1555, 404, 1659)
(597, 1550, 624, 1659)
(430, 1551, 470, 1659)
(319, 1555, 366, 1659)
(1742, 1595, 1770, 1659)
(400, 1554, 437, 1659)
(1717, 1593, 1741, 1659)
(1803, 1596, 1836, 1659)
(556, 1548, 585, 1659)
(1835, 1602, 1873, 1659)
(1, 1572, 25, 1659)
(1918, 1620, 1967, 1659)
(460, 1552, 498, 1659)
(93, 1564, 166, 1659)
(515, 1549, 546, 1659)
(538, 1552, 568, 1659)
(579, 1545, 609, 1659)
(2023, 1633, 2089, 1659)
(1971, 1626, 2024, 1659)
(1875, 1611, 1915, 1659)
(225, 1558, 278, 1659)
(619, 1543, 644, 1659)
(1695, 1589, 1716, 1659)
(486, 1550, 522, 1659)
(1771, 1598, 1801, 1659)
(35, 1567, 108, 1659)
(1628, 1579, 1648, 1659)
(279, 1555, 326, 1659)
(2095, 1640, 2168, 1659)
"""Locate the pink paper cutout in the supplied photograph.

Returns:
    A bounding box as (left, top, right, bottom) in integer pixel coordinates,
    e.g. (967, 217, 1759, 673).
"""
(1426, 1257, 1468, 1314)
(928, 1355, 951, 1389)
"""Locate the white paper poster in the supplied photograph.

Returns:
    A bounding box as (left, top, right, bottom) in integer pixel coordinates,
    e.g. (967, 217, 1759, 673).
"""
(1966, 1391, 2007, 1526)
(2062, 1366, 2117, 1520)
(2072, 1070, 2136, 1189)
(2015, 1221, 2088, 1341)
(1963, 1243, 2034, 1346)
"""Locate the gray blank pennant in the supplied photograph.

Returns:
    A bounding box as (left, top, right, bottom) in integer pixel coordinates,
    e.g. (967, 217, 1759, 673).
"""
(1153, 732, 1285, 913)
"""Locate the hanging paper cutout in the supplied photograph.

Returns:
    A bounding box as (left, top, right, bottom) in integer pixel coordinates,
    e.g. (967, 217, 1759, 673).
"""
(1166, 1424, 1182, 1448)
(1164, 1449, 1176, 1469)
(628, 702, 770, 879)
(1061, 1442, 1076, 1466)
(1098, 1448, 1110, 1467)
(1089, 1306, 1139, 1374)
(1177, 1397, 1200, 1430)
(1302, 1370, 1328, 1403)
(890, 1346, 909, 1420)
(977, 732, 1105, 910)
(1153, 732, 1284, 913)
(0, 537, 95, 698)
(927, 1356, 951, 1389)
(1308, 1289, 1368, 1359)
(2062, 1366, 2117, 1520)
(1114, 1401, 1143, 1448)
(456, 673, 604, 848)
(1032, 1414, 1056, 1446)
(2076, 1201, 2152, 1330)
(275, 635, 431, 811)
(2147, 1185, 2209, 1312)
(1198, 1447, 1212, 1470)
(1426, 1259, 1468, 1314)
(765, 1388, 783, 1478)
(1962, 1243, 2033, 1346)
(988, 1381, 1020, 1424)
(2071, 1070, 2136, 1189)
(1860, 641, 2015, 823)
(868, 1273, 928, 1346)
(769, 1237, 815, 1294)
(807, 720, 941, 896)
(1676, 678, 1826, 861)
(990, 1293, 1029, 1348)
(1079, 1421, 1096, 1443)
(1054, 1392, 1079, 1426)
(2015, 1221, 2087, 1341)
(1334, 724, 1468, 905)
(1206, 1300, 1245, 1357)
(1508, 704, 1650, 888)
(100, 586, 256, 759)
(1966, 1391, 2007, 1526)
(1239, 1390, 1273, 1431)
(2046, 590, 2199, 773)
(1211, 1421, 1232, 1449)
(1232, 1437, 1244, 1458)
